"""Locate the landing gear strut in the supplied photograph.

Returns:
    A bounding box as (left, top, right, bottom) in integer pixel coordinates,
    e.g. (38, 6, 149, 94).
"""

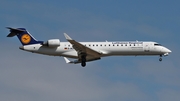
(159, 55, 162, 61)
(81, 55, 86, 67)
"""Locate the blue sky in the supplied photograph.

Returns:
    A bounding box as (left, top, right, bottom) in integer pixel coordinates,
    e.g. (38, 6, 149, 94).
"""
(0, 0, 179, 101)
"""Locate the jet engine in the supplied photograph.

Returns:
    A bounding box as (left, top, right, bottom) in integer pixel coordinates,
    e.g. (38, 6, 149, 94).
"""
(43, 39, 60, 47)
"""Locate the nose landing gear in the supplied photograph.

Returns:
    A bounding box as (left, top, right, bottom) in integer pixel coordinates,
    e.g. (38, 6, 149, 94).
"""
(159, 55, 162, 61)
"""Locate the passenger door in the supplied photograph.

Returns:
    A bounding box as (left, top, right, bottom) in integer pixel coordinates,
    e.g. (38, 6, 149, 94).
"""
(144, 42, 150, 52)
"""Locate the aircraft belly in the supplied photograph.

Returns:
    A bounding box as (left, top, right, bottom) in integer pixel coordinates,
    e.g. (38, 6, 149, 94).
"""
(102, 47, 161, 56)
(22, 45, 76, 56)
(61, 51, 78, 58)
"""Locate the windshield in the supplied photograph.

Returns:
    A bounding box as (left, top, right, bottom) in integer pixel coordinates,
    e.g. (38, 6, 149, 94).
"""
(154, 43, 162, 46)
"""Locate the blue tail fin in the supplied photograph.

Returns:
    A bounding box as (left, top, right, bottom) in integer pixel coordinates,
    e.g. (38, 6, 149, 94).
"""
(7, 27, 43, 45)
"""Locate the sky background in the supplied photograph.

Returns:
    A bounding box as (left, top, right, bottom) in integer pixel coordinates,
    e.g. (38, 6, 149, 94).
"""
(0, 0, 179, 101)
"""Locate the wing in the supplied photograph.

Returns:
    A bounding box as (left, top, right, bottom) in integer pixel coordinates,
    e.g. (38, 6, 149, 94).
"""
(64, 33, 101, 62)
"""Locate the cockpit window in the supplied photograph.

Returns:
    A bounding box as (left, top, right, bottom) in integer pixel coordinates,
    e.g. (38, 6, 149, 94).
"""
(154, 44, 162, 46)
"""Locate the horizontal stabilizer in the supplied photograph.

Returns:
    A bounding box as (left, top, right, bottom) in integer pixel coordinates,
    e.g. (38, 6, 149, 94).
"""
(6, 27, 25, 37)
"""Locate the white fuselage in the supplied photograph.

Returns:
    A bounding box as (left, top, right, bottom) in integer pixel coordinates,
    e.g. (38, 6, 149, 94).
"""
(20, 41, 171, 59)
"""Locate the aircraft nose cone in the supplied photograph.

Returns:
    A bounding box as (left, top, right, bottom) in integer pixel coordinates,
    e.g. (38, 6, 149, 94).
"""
(164, 48, 172, 54)
(167, 48, 172, 53)
(162, 47, 171, 56)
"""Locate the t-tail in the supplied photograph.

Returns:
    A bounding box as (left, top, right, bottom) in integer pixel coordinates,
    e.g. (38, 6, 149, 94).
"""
(6, 27, 43, 45)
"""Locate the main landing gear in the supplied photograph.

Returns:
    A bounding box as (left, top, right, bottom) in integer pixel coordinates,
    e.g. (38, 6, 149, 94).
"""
(159, 55, 162, 61)
(81, 55, 86, 67)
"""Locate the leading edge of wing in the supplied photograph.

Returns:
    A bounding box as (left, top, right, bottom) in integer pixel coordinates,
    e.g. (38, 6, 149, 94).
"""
(63, 33, 101, 57)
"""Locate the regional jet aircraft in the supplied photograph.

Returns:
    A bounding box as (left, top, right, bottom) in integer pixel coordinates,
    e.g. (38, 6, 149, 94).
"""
(6, 27, 171, 67)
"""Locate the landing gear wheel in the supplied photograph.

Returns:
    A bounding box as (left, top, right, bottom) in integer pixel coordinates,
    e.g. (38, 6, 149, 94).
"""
(159, 55, 162, 62)
(81, 55, 86, 67)
(81, 61, 86, 67)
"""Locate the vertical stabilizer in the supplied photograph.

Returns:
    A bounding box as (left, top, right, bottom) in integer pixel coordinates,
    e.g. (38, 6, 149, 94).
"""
(7, 27, 43, 45)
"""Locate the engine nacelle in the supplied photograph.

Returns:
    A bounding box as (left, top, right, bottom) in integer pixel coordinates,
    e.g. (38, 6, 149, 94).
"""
(43, 39, 60, 47)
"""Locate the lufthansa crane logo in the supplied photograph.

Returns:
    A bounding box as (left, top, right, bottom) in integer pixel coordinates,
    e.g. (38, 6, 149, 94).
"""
(21, 34, 31, 44)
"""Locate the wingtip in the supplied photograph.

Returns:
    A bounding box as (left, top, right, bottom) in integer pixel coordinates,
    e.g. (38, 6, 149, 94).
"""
(64, 57, 70, 63)
(6, 27, 11, 29)
(64, 33, 72, 40)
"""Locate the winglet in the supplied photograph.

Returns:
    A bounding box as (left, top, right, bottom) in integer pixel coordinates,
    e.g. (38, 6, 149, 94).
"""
(64, 33, 72, 40)
(64, 57, 71, 63)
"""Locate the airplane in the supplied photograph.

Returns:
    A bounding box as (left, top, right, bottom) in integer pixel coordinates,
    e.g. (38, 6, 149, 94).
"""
(6, 27, 172, 67)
